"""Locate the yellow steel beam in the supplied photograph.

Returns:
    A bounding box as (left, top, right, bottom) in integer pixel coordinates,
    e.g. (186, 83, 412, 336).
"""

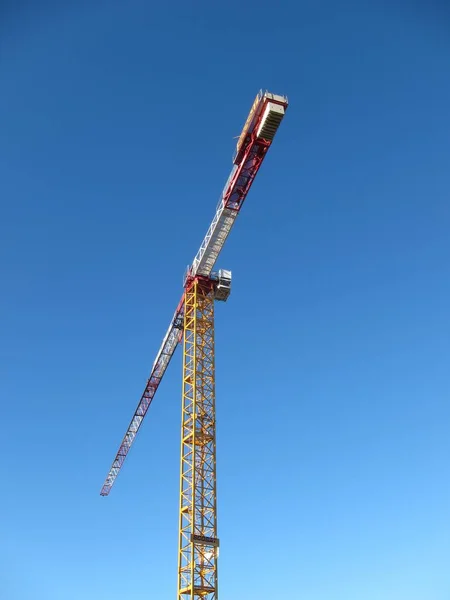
(178, 278, 219, 600)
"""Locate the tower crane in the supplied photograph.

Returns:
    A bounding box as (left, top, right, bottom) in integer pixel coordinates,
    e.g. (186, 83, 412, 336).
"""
(100, 90, 289, 600)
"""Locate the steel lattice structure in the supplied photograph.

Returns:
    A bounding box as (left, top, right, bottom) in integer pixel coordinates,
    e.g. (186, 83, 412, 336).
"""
(100, 90, 288, 598)
(178, 278, 218, 600)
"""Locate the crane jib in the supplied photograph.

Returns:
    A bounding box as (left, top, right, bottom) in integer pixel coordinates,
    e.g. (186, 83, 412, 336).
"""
(100, 298, 185, 496)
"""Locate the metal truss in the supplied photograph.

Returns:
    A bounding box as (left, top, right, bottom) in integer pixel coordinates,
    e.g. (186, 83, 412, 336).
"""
(191, 133, 270, 278)
(178, 278, 219, 600)
(100, 296, 185, 496)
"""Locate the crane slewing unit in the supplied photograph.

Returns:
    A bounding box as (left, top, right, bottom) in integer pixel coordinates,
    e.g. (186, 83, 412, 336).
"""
(100, 90, 288, 600)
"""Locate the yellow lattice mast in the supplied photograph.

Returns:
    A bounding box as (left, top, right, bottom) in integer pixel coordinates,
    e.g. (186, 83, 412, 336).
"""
(178, 277, 218, 600)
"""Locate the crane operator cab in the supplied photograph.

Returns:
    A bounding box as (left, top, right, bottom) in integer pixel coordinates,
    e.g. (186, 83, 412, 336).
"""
(213, 269, 232, 302)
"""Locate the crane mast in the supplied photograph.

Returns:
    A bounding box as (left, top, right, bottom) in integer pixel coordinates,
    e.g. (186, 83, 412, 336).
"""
(178, 278, 218, 599)
(100, 90, 288, 600)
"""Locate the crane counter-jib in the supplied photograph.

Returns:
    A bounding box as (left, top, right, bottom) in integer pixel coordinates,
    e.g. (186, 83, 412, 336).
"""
(191, 91, 288, 277)
(234, 91, 288, 164)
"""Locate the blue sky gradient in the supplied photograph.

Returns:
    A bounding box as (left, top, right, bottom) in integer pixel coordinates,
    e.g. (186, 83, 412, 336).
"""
(1, 1, 450, 599)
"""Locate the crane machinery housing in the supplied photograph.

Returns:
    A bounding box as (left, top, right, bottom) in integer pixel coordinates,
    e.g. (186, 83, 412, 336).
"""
(101, 89, 289, 600)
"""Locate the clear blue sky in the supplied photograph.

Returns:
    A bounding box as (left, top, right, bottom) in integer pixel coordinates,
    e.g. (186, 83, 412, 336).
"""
(1, 1, 450, 598)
